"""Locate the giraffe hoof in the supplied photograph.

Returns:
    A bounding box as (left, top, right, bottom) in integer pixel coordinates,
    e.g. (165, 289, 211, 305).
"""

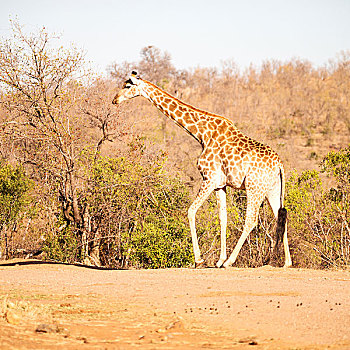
(194, 259, 205, 268)
(223, 261, 231, 268)
(216, 259, 226, 268)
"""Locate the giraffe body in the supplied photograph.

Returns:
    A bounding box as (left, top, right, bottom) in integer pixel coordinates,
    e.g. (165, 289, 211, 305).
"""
(113, 72, 292, 268)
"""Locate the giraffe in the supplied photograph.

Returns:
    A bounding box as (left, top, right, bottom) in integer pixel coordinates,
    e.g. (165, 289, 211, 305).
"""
(112, 71, 292, 269)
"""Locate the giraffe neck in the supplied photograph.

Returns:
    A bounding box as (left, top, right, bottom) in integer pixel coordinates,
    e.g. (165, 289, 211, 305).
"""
(140, 80, 209, 145)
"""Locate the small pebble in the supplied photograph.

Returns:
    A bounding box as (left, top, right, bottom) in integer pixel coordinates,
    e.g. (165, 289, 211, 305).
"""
(35, 324, 59, 333)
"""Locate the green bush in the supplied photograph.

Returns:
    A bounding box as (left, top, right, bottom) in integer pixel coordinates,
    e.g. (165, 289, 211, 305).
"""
(127, 217, 192, 269)
(285, 146, 350, 268)
(321, 146, 350, 186)
(43, 219, 80, 263)
(0, 161, 33, 259)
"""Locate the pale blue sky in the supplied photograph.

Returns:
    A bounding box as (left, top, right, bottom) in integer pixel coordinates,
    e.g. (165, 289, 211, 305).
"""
(1, 0, 349, 73)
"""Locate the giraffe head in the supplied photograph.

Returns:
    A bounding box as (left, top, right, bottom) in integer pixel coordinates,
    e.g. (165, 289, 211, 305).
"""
(112, 71, 144, 105)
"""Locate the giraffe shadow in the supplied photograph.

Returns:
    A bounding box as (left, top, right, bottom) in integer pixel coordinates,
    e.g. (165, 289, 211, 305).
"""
(0, 259, 125, 271)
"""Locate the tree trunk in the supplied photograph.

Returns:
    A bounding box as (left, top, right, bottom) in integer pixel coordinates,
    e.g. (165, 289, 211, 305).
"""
(90, 229, 101, 267)
(68, 170, 81, 225)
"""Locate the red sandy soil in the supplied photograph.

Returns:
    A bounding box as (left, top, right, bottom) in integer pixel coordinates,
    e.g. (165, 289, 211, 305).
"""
(0, 259, 349, 349)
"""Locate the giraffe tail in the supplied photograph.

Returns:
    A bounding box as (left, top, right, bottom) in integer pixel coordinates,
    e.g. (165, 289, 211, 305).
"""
(274, 207, 287, 255)
(272, 169, 287, 262)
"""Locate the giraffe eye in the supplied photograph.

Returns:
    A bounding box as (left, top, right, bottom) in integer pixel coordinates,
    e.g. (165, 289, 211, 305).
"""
(123, 79, 134, 89)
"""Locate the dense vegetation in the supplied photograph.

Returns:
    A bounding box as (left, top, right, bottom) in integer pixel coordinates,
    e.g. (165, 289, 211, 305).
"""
(1, 22, 349, 268)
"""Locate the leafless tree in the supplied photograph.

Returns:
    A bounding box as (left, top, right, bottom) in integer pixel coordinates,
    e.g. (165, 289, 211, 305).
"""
(0, 21, 121, 265)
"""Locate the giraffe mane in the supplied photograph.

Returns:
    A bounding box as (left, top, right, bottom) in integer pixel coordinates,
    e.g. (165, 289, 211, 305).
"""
(142, 79, 226, 120)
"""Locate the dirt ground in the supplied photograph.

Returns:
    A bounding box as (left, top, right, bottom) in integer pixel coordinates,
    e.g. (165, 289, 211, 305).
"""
(0, 259, 349, 349)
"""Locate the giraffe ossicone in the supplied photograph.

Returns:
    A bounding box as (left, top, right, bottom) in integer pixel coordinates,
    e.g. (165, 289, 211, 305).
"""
(112, 72, 292, 269)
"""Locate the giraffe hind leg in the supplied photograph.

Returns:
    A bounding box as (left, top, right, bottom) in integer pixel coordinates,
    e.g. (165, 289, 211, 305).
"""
(223, 191, 264, 268)
(283, 226, 292, 268)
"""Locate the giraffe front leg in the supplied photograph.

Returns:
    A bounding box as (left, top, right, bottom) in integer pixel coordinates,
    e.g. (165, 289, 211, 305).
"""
(215, 187, 227, 268)
(188, 180, 216, 268)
